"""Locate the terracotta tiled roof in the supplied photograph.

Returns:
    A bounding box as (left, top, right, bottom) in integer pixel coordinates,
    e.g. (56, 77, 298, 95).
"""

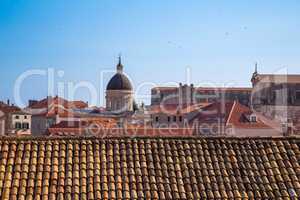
(190, 102, 235, 124)
(0, 104, 21, 114)
(27, 96, 86, 117)
(48, 118, 118, 136)
(0, 136, 300, 199)
(190, 101, 273, 129)
(28, 96, 88, 110)
(227, 101, 272, 129)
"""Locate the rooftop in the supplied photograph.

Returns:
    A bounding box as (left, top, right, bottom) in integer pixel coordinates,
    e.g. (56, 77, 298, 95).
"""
(0, 136, 299, 199)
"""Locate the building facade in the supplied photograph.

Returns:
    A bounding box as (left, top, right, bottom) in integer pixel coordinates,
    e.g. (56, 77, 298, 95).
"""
(5, 111, 31, 135)
(26, 96, 88, 135)
(149, 103, 206, 128)
(0, 102, 32, 136)
(0, 110, 5, 135)
(251, 71, 300, 134)
(106, 57, 134, 113)
(189, 101, 282, 136)
(151, 83, 252, 106)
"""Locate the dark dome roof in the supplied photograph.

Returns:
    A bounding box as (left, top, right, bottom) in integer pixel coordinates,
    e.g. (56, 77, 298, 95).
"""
(107, 73, 133, 90)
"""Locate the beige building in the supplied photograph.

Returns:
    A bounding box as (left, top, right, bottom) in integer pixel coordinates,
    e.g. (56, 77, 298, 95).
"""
(251, 68, 300, 134)
(25, 96, 88, 135)
(0, 110, 5, 135)
(152, 84, 252, 106)
(149, 103, 207, 128)
(106, 56, 134, 113)
(0, 102, 32, 136)
(6, 111, 31, 135)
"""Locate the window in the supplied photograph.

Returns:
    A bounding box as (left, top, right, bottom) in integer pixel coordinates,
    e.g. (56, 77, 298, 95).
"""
(15, 122, 22, 129)
(155, 116, 159, 122)
(167, 116, 170, 122)
(179, 116, 183, 122)
(24, 115, 27, 119)
(272, 91, 277, 101)
(173, 116, 176, 122)
(22, 123, 29, 129)
(296, 91, 300, 100)
(15, 115, 20, 119)
(160, 94, 164, 100)
(250, 115, 257, 123)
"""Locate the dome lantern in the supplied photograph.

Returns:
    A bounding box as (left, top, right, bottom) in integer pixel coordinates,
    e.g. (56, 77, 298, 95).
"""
(106, 56, 133, 91)
(117, 55, 123, 73)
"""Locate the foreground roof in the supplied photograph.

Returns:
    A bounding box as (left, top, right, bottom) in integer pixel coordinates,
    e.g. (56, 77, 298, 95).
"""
(0, 136, 299, 199)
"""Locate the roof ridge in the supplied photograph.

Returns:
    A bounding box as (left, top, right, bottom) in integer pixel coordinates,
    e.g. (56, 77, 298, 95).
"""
(226, 100, 237, 126)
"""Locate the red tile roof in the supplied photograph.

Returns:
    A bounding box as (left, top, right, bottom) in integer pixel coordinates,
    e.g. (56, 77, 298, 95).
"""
(0, 136, 300, 199)
(0, 104, 21, 114)
(227, 101, 272, 129)
(27, 96, 87, 117)
(28, 96, 88, 109)
(190, 101, 235, 124)
(49, 118, 118, 136)
(190, 101, 273, 129)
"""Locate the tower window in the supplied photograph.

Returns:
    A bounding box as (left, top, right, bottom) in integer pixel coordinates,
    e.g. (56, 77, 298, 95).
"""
(155, 116, 159, 122)
(168, 116, 170, 122)
(173, 116, 176, 122)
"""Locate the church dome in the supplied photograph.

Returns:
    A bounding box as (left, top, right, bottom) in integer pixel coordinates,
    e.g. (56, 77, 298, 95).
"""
(106, 56, 133, 91)
(107, 73, 132, 90)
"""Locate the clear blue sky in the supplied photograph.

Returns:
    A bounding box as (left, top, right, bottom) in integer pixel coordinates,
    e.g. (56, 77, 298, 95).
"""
(1, 0, 300, 106)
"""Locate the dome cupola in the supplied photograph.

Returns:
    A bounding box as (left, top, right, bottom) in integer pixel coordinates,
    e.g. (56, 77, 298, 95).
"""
(106, 56, 133, 91)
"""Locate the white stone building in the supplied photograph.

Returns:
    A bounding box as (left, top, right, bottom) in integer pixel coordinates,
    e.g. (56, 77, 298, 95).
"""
(5, 111, 32, 135)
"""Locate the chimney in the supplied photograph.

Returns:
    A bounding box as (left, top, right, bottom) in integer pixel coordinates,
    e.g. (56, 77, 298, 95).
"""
(190, 84, 194, 104)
